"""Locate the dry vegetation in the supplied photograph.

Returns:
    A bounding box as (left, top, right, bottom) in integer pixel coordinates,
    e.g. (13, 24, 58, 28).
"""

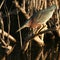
(0, 0, 60, 60)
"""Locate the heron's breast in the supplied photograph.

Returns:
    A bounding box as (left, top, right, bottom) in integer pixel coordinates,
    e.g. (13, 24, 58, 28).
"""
(30, 20, 41, 29)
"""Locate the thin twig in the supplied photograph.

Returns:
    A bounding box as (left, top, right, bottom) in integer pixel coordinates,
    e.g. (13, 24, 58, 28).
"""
(16, 9, 22, 48)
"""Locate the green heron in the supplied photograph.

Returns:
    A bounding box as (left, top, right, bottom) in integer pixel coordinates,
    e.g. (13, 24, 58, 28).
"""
(16, 4, 56, 32)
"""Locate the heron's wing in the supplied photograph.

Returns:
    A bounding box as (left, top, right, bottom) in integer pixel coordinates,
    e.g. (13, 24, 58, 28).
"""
(30, 10, 42, 22)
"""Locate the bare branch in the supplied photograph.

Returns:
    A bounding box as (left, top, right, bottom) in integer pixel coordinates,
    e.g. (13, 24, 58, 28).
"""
(13, 0, 30, 19)
(34, 36, 44, 46)
(0, 29, 16, 42)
